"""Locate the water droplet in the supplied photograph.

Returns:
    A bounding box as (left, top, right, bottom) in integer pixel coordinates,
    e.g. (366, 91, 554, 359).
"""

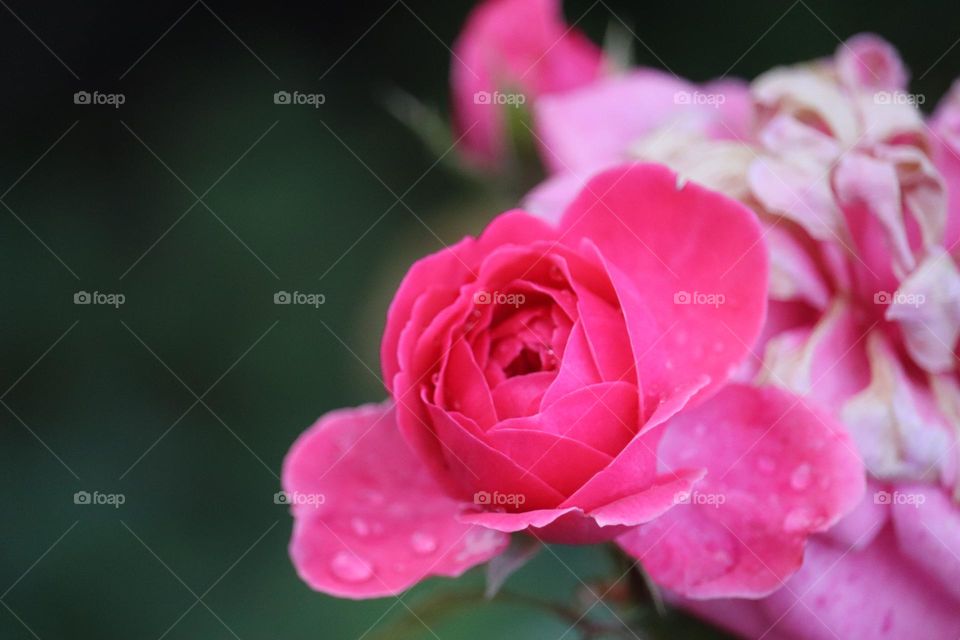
(387, 503, 411, 517)
(361, 490, 385, 505)
(410, 531, 437, 555)
(350, 517, 369, 537)
(330, 551, 373, 582)
(756, 456, 776, 475)
(783, 507, 812, 532)
(790, 463, 812, 490)
(712, 549, 732, 565)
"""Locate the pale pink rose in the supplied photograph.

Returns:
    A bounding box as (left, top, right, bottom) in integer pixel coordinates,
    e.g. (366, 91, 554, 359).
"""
(451, 0, 605, 168)
(283, 164, 864, 599)
(694, 36, 960, 639)
(517, 33, 960, 638)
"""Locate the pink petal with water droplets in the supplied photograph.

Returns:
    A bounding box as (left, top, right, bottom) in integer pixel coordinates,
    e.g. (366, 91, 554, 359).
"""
(283, 402, 508, 599)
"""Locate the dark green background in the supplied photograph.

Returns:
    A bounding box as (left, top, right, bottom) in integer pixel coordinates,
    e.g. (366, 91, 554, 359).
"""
(1, 1, 957, 638)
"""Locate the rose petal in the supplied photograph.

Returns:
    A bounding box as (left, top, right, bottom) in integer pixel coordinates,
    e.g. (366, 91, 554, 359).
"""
(541, 320, 604, 405)
(835, 33, 908, 92)
(682, 529, 960, 640)
(618, 384, 865, 598)
(424, 399, 567, 509)
(886, 250, 960, 373)
(491, 371, 555, 419)
(283, 402, 508, 598)
(534, 70, 694, 174)
(891, 482, 960, 602)
(833, 150, 914, 288)
(483, 427, 613, 496)
(840, 331, 954, 482)
(752, 66, 859, 145)
(559, 375, 709, 513)
(821, 478, 889, 550)
(759, 530, 960, 640)
(459, 469, 702, 543)
(558, 163, 768, 406)
(760, 300, 871, 413)
(536, 381, 637, 455)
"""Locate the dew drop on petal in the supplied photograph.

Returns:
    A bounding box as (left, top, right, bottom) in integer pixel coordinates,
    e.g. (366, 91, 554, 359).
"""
(362, 490, 385, 506)
(330, 551, 374, 583)
(712, 549, 732, 566)
(790, 463, 812, 490)
(756, 456, 776, 475)
(350, 517, 369, 537)
(410, 531, 437, 555)
(783, 507, 813, 533)
(457, 528, 505, 561)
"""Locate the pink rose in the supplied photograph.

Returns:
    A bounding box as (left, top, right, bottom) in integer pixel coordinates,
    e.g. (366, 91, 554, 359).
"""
(283, 164, 864, 599)
(451, 0, 605, 169)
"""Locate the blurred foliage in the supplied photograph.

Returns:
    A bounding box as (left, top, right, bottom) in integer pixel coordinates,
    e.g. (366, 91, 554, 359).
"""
(0, 0, 957, 638)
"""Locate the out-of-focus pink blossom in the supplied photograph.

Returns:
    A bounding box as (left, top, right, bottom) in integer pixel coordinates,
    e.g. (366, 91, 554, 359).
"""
(451, 0, 605, 169)
(519, 32, 960, 639)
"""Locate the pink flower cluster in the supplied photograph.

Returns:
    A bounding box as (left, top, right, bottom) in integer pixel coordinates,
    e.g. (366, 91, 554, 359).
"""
(447, 0, 960, 637)
(282, 1, 960, 638)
